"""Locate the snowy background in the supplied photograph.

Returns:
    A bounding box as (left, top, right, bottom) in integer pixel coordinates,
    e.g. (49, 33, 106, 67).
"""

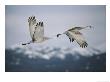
(5, 5, 106, 72)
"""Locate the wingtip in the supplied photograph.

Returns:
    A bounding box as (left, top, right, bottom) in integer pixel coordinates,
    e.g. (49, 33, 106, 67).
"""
(80, 42, 88, 48)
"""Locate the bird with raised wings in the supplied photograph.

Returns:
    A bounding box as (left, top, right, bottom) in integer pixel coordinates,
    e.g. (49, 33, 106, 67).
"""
(22, 16, 50, 45)
(22, 16, 92, 48)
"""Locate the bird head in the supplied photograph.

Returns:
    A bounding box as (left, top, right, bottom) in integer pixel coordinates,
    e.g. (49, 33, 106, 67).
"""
(57, 34, 62, 37)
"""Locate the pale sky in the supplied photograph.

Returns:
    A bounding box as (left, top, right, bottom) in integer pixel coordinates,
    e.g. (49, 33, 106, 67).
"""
(5, 5, 106, 50)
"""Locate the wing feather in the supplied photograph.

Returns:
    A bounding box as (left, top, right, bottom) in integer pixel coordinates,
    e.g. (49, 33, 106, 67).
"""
(28, 16, 37, 38)
(66, 31, 88, 48)
(68, 26, 92, 31)
(66, 32, 74, 42)
(28, 16, 44, 42)
(33, 22, 44, 42)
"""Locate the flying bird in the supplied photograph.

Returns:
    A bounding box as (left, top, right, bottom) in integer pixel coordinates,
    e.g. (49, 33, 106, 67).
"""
(22, 16, 92, 48)
(22, 16, 50, 45)
(57, 26, 92, 48)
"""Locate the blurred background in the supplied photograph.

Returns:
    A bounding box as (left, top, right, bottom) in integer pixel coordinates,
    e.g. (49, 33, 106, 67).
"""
(5, 5, 106, 72)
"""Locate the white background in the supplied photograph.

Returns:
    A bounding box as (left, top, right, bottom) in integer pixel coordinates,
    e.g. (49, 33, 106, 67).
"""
(0, 0, 110, 82)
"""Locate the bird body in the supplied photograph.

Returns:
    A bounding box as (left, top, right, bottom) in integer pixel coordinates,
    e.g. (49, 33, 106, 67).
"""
(22, 16, 92, 48)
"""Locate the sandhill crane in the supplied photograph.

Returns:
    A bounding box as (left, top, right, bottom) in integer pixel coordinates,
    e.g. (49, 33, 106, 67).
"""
(22, 16, 92, 48)
(22, 16, 50, 45)
(57, 26, 92, 48)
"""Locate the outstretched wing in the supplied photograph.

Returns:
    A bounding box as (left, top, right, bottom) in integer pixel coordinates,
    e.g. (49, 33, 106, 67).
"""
(33, 22, 44, 42)
(28, 16, 36, 38)
(28, 16, 44, 41)
(66, 30, 88, 48)
(68, 26, 92, 31)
